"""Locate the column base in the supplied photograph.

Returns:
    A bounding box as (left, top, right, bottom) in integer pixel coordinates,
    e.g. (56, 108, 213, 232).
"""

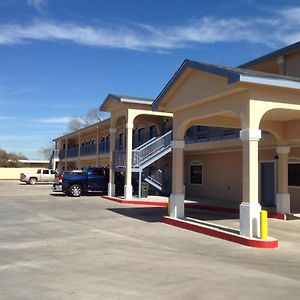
(276, 193, 290, 214)
(240, 202, 261, 238)
(108, 183, 115, 197)
(124, 184, 133, 200)
(169, 194, 185, 219)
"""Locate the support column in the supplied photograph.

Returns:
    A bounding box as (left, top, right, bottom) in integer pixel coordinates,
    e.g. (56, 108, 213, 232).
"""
(124, 122, 133, 200)
(276, 146, 290, 214)
(239, 129, 262, 238)
(64, 138, 68, 170)
(108, 127, 116, 196)
(96, 126, 99, 167)
(77, 134, 81, 170)
(169, 140, 185, 218)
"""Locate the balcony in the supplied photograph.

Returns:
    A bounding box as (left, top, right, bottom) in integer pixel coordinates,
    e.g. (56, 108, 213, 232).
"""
(66, 147, 79, 158)
(80, 143, 97, 156)
(99, 140, 110, 154)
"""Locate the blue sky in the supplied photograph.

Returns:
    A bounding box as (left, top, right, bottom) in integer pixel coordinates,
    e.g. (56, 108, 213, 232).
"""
(1, 0, 300, 159)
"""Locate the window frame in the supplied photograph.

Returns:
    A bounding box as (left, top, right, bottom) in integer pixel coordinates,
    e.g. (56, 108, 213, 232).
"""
(288, 161, 300, 188)
(189, 162, 203, 185)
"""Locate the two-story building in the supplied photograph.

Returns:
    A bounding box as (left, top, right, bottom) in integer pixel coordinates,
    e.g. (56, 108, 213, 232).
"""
(54, 41, 300, 239)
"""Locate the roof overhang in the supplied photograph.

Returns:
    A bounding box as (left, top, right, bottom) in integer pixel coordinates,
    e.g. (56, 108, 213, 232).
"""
(152, 59, 300, 111)
(100, 94, 154, 112)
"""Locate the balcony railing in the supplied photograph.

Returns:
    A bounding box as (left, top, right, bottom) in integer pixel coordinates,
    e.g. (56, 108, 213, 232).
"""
(80, 144, 97, 156)
(99, 141, 110, 154)
(66, 147, 79, 158)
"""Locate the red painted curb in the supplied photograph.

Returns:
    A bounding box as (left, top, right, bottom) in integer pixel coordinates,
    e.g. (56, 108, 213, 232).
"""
(102, 195, 168, 207)
(161, 216, 279, 249)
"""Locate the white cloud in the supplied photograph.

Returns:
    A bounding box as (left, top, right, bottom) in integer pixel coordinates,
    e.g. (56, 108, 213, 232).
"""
(35, 117, 73, 124)
(0, 6, 300, 51)
(0, 116, 15, 121)
(27, 0, 46, 13)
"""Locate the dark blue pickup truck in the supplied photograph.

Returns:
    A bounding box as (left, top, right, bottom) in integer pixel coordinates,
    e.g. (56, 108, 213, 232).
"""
(62, 167, 109, 197)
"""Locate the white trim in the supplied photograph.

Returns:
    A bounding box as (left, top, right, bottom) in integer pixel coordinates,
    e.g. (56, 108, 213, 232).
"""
(258, 160, 276, 205)
(276, 146, 290, 154)
(171, 140, 185, 149)
(239, 129, 261, 142)
(126, 122, 134, 129)
(240, 75, 300, 90)
(120, 98, 153, 105)
(188, 161, 203, 186)
(109, 128, 116, 134)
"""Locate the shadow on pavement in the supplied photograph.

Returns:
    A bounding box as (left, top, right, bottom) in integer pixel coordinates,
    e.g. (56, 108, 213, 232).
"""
(108, 207, 167, 223)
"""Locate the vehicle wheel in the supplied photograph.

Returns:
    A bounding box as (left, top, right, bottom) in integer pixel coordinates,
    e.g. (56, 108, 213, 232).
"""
(29, 178, 37, 185)
(69, 184, 82, 197)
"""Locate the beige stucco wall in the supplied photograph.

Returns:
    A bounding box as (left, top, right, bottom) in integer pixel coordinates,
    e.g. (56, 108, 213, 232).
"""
(184, 147, 300, 211)
(284, 51, 300, 77)
(0, 168, 39, 180)
(184, 151, 243, 205)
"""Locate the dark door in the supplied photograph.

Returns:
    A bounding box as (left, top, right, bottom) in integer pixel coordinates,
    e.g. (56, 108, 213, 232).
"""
(260, 162, 275, 206)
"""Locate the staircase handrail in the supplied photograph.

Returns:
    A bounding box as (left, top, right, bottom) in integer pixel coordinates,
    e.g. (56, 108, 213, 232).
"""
(139, 130, 172, 163)
(134, 137, 157, 150)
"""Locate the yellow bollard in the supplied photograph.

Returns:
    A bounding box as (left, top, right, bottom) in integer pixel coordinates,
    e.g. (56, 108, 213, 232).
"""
(260, 210, 268, 240)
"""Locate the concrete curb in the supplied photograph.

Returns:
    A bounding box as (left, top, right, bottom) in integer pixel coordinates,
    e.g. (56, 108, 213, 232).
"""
(162, 216, 279, 249)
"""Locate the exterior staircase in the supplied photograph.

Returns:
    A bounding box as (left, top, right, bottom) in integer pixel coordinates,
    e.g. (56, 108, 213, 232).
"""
(113, 130, 172, 196)
(113, 130, 172, 172)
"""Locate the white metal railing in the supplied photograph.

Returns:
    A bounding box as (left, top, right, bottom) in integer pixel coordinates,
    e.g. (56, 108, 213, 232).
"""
(134, 137, 156, 151)
(113, 130, 172, 170)
(138, 130, 172, 164)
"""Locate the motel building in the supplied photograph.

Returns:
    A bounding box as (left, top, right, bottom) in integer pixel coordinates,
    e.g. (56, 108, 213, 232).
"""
(53, 42, 300, 245)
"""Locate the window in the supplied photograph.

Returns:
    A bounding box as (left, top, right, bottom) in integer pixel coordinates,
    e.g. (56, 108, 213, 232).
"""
(42, 170, 49, 175)
(37, 169, 41, 174)
(93, 169, 104, 176)
(118, 133, 124, 150)
(149, 125, 158, 139)
(288, 163, 300, 187)
(138, 128, 145, 144)
(190, 164, 203, 185)
(51, 170, 57, 175)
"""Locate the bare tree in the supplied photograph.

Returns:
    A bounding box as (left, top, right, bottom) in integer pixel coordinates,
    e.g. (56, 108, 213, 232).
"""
(38, 144, 54, 160)
(68, 117, 83, 132)
(67, 107, 104, 133)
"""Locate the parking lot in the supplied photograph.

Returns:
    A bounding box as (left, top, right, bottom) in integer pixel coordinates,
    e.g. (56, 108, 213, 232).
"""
(0, 181, 299, 300)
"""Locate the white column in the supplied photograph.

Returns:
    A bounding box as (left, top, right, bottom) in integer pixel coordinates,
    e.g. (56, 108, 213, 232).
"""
(239, 129, 261, 238)
(124, 122, 133, 200)
(170, 140, 185, 218)
(64, 138, 68, 170)
(96, 126, 99, 167)
(77, 134, 81, 170)
(108, 127, 116, 196)
(276, 146, 290, 214)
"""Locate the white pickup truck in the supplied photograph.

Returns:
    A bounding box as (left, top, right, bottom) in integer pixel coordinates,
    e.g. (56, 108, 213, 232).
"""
(20, 168, 58, 185)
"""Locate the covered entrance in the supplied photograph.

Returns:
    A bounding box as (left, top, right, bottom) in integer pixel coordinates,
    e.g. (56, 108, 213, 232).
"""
(152, 59, 300, 238)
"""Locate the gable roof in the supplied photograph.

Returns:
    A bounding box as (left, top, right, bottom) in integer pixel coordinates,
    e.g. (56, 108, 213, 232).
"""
(100, 93, 153, 111)
(238, 41, 300, 68)
(152, 59, 300, 110)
